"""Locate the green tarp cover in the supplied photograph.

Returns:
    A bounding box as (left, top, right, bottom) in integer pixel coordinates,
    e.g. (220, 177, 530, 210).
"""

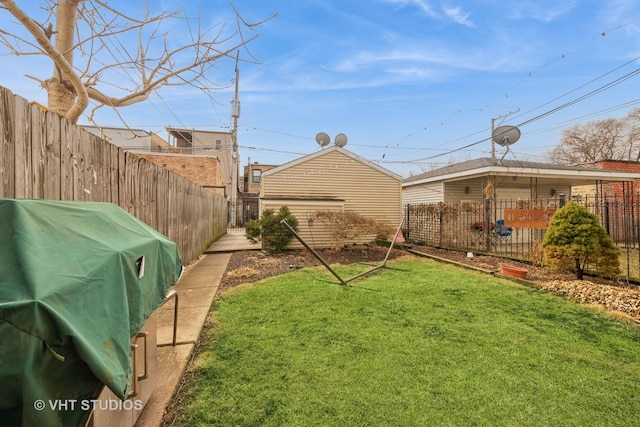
(0, 199, 182, 426)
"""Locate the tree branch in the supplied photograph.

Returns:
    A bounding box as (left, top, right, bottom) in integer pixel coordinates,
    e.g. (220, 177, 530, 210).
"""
(0, 0, 88, 122)
(0, 0, 273, 124)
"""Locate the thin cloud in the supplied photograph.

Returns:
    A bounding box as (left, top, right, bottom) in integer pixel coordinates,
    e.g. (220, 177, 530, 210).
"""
(443, 6, 474, 27)
(385, 66, 435, 79)
(500, 1, 578, 22)
(384, 0, 438, 18)
(596, 0, 640, 31)
(330, 42, 533, 75)
(383, 0, 473, 26)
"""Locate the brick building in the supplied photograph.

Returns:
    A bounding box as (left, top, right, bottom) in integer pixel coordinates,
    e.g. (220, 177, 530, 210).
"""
(137, 153, 227, 196)
(578, 160, 640, 199)
(242, 162, 278, 193)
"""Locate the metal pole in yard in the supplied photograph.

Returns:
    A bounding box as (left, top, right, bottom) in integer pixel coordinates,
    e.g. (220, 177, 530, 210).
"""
(280, 219, 347, 286)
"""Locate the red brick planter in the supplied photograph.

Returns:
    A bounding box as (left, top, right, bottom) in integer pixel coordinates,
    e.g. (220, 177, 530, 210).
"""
(501, 264, 528, 279)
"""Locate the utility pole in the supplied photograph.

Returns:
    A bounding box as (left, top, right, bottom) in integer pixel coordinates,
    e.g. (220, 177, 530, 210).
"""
(491, 108, 520, 160)
(491, 117, 496, 160)
(230, 52, 240, 226)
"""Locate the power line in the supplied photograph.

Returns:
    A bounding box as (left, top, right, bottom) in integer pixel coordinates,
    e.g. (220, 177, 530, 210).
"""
(398, 64, 640, 163)
(409, 59, 640, 159)
(239, 145, 307, 156)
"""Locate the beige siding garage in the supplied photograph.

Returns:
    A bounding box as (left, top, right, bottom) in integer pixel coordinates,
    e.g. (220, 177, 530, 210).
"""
(260, 146, 402, 249)
(261, 198, 344, 249)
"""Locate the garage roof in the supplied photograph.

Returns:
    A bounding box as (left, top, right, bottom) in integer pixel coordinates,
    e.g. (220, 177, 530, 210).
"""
(403, 158, 640, 187)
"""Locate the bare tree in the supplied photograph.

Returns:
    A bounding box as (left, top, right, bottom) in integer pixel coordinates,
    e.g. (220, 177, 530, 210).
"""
(624, 108, 640, 161)
(548, 108, 640, 164)
(0, 0, 272, 124)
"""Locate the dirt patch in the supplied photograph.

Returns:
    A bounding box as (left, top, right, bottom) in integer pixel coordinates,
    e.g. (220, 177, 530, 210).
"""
(218, 244, 407, 292)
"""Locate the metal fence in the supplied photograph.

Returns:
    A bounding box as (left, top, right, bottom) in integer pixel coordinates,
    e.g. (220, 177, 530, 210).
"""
(404, 194, 640, 279)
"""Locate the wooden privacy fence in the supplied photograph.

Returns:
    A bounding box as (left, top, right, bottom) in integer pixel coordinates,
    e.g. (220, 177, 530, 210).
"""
(0, 86, 227, 264)
(404, 195, 640, 280)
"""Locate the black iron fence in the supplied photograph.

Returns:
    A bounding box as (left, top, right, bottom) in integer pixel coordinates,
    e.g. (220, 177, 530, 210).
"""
(404, 194, 640, 279)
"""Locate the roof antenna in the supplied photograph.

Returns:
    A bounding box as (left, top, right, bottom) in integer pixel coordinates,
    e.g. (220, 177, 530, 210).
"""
(491, 109, 520, 159)
(491, 125, 521, 164)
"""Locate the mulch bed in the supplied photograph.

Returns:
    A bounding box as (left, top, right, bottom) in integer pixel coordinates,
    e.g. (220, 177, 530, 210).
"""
(218, 244, 407, 291)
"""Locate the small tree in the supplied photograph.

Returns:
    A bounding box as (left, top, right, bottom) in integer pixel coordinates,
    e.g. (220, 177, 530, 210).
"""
(542, 202, 620, 279)
(245, 206, 298, 254)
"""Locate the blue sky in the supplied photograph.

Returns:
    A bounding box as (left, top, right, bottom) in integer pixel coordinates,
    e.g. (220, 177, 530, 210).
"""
(1, 1, 640, 177)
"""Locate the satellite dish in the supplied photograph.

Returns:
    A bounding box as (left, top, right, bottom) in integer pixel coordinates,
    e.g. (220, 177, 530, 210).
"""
(492, 125, 521, 147)
(315, 132, 330, 147)
(334, 133, 348, 147)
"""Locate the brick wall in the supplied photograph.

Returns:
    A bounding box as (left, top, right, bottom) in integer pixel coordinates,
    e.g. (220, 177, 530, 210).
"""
(137, 153, 227, 195)
(580, 160, 640, 198)
(242, 163, 278, 193)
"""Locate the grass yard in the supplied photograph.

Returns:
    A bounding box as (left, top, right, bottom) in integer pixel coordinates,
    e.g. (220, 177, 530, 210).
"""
(171, 255, 640, 426)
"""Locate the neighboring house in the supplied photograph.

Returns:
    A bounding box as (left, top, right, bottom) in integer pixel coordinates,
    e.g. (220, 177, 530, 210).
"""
(402, 157, 640, 205)
(136, 153, 227, 196)
(402, 157, 640, 249)
(243, 162, 278, 193)
(166, 128, 236, 204)
(259, 145, 402, 249)
(166, 128, 234, 176)
(575, 160, 640, 199)
(238, 161, 278, 225)
(82, 125, 235, 203)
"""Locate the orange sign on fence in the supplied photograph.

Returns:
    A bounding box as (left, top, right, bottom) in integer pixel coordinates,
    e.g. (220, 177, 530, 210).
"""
(504, 209, 557, 229)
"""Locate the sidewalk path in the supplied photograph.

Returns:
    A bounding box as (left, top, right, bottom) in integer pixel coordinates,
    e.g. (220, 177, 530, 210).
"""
(135, 230, 259, 426)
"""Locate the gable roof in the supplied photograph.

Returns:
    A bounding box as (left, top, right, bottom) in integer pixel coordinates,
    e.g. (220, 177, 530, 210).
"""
(403, 157, 640, 187)
(263, 145, 402, 181)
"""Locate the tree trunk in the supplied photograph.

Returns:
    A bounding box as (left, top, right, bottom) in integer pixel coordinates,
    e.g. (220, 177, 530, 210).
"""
(576, 259, 584, 280)
(47, 78, 75, 118)
(46, 0, 82, 120)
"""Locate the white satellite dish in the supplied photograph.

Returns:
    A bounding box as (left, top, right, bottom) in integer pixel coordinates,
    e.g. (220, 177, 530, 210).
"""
(315, 132, 330, 147)
(492, 125, 521, 147)
(334, 133, 348, 147)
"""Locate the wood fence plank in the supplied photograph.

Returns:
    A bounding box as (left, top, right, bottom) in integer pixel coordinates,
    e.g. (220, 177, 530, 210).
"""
(14, 95, 30, 198)
(70, 123, 84, 200)
(156, 167, 169, 236)
(60, 119, 74, 200)
(1, 85, 228, 265)
(31, 105, 46, 199)
(114, 145, 123, 205)
(44, 112, 61, 200)
(1, 87, 15, 198)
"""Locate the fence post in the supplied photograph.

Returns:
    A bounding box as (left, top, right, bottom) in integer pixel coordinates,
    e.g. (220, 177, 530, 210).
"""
(439, 204, 444, 247)
(405, 205, 410, 240)
(604, 199, 610, 236)
(484, 199, 491, 252)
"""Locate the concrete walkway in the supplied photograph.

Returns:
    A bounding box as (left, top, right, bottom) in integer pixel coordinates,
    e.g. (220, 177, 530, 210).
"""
(135, 231, 259, 427)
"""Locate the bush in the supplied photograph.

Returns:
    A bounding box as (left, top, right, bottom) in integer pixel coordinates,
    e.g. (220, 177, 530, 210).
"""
(245, 206, 299, 253)
(314, 210, 395, 250)
(542, 202, 619, 280)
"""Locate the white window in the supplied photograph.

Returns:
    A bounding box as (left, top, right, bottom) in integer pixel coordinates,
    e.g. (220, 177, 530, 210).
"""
(252, 169, 262, 183)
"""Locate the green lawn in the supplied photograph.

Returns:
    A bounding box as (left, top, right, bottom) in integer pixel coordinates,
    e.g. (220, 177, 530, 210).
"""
(171, 255, 640, 426)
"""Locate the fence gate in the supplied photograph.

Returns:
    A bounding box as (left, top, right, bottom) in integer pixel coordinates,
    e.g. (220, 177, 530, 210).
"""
(238, 195, 259, 226)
